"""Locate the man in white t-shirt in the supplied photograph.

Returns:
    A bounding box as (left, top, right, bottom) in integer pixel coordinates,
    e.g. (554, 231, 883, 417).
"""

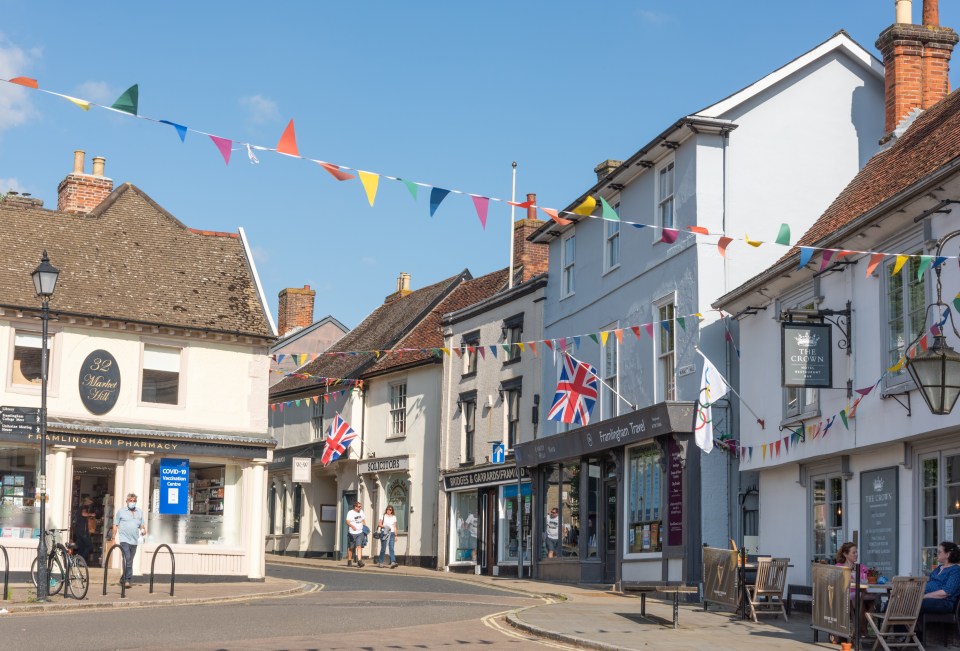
(545, 508, 560, 558)
(346, 502, 366, 568)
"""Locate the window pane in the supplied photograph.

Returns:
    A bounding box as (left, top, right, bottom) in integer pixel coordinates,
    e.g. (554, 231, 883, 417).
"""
(628, 446, 663, 553)
(144, 345, 180, 372)
(561, 464, 579, 557)
(386, 476, 408, 533)
(142, 369, 178, 404)
(453, 491, 478, 562)
(12, 344, 42, 386)
(541, 464, 560, 559)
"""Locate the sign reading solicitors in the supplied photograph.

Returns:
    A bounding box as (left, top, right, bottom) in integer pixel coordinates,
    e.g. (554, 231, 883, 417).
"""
(359, 456, 410, 475)
(79, 349, 121, 415)
(782, 323, 832, 388)
(443, 465, 529, 491)
(159, 458, 189, 515)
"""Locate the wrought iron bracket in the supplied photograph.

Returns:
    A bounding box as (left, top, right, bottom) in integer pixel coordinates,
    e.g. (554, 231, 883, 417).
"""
(782, 301, 852, 355)
(886, 390, 911, 417)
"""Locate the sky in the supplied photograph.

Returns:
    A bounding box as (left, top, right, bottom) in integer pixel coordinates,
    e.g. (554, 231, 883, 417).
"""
(2, 1, 959, 330)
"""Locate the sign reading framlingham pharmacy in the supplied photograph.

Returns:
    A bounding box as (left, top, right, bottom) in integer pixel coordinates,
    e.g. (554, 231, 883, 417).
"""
(781, 323, 832, 388)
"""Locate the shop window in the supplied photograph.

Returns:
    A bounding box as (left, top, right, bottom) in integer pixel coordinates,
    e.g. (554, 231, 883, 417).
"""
(586, 459, 601, 558)
(540, 463, 580, 558)
(811, 475, 844, 563)
(149, 463, 239, 545)
(142, 344, 180, 405)
(12, 331, 44, 386)
(500, 483, 531, 564)
(385, 476, 409, 533)
(628, 446, 663, 553)
(0, 446, 40, 537)
(390, 382, 406, 436)
(920, 451, 960, 573)
(452, 491, 478, 563)
(292, 484, 302, 534)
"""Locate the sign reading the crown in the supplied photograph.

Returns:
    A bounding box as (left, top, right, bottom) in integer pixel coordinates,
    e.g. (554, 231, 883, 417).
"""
(781, 323, 832, 388)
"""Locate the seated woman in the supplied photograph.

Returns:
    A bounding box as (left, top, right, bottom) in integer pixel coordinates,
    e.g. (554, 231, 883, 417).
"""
(921, 541, 960, 615)
(836, 542, 875, 636)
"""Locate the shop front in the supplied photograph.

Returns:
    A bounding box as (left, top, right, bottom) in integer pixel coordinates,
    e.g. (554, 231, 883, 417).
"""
(514, 401, 698, 586)
(0, 419, 272, 581)
(441, 464, 531, 576)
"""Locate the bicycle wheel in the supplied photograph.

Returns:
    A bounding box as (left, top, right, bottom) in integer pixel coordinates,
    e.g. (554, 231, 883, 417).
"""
(68, 555, 89, 600)
(47, 547, 67, 596)
(29, 555, 38, 589)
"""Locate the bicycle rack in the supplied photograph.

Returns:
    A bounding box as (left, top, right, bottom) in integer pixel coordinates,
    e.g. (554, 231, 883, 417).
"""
(0, 545, 7, 601)
(149, 544, 175, 596)
(101, 545, 126, 599)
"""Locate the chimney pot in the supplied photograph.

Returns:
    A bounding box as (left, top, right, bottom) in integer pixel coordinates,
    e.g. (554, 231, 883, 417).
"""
(92, 156, 105, 177)
(73, 150, 85, 175)
(593, 160, 623, 182)
(923, 0, 939, 26)
(277, 285, 316, 337)
(526, 193, 537, 221)
(397, 272, 411, 293)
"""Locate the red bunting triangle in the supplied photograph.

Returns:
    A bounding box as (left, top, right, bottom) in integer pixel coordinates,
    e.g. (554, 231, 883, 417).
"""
(541, 208, 572, 226)
(277, 119, 299, 157)
(631, 326, 641, 339)
(317, 161, 355, 181)
(10, 76, 38, 89)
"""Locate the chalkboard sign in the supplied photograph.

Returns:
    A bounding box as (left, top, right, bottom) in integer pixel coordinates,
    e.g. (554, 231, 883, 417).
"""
(667, 439, 684, 546)
(78, 349, 121, 415)
(860, 467, 898, 578)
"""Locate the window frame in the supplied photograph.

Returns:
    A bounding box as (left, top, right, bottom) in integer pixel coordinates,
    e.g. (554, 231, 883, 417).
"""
(810, 473, 845, 564)
(461, 394, 477, 465)
(139, 341, 184, 408)
(881, 239, 929, 393)
(503, 314, 524, 365)
(601, 322, 619, 421)
(653, 296, 676, 402)
(918, 448, 960, 574)
(502, 377, 523, 450)
(561, 232, 576, 298)
(656, 159, 676, 232)
(603, 213, 621, 273)
(8, 326, 61, 396)
(462, 330, 480, 378)
(311, 399, 323, 440)
(389, 382, 407, 437)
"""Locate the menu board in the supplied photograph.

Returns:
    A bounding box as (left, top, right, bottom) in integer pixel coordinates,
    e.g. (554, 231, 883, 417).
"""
(860, 467, 898, 578)
(667, 439, 684, 546)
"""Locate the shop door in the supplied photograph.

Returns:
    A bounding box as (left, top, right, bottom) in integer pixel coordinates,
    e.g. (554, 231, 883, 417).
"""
(478, 487, 497, 575)
(340, 491, 357, 561)
(603, 480, 618, 584)
(71, 462, 116, 567)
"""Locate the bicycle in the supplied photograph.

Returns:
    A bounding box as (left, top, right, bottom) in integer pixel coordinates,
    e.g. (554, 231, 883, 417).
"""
(30, 528, 89, 599)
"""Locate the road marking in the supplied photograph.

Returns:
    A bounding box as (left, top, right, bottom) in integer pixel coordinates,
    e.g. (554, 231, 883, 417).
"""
(481, 607, 580, 650)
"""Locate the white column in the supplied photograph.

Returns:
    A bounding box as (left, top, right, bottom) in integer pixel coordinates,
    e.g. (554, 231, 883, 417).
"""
(127, 452, 150, 578)
(245, 461, 267, 580)
(50, 446, 74, 531)
(223, 464, 242, 545)
(300, 477, 314, 554)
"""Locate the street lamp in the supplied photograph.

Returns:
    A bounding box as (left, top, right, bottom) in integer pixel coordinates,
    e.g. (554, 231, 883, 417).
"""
(905, 232, 960, 415)
(31, 251, 59, 600)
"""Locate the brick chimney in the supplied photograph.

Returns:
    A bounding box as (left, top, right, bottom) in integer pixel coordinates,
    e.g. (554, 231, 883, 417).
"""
(512, 194, 549, 284)
(593, 160, 622, 182)
(277, 285, 316, 336)
(57, 150, 114, 213)
(384, 272, 413, 303)
(877, 0, 958, 136)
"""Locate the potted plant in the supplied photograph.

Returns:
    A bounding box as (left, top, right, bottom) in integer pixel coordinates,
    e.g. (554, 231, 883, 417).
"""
(866, 567, 880, 584)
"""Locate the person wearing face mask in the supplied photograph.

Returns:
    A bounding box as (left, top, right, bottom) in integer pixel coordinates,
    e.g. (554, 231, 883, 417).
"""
(110, 493, 146, 589)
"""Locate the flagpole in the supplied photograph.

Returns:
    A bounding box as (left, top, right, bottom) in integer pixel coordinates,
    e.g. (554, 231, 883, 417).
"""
(695, 347, 765, 429)
(562, 350, 637, 411)
(508, 161, 517, 290)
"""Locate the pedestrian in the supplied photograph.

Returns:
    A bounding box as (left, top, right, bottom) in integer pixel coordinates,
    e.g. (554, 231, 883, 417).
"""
(72, 496, 95, 562)
(378, 505, 398, 568)
(346, 501, 366, 568)
(111, 493, 146, 589)
(545, 508, 560, 558)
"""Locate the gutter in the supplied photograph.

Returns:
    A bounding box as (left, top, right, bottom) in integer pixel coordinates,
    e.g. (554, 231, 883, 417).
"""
(239, 226, 278, 337)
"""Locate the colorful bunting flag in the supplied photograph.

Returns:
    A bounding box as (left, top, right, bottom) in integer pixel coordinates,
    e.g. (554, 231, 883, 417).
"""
(276, 119, 300, 157)
(799, 247, 815, 269)
(159, 120, 187, 142)
(401, 179, 419, 200)
(745, 234, 762, 247)
(430, 187, 450, 216)
(542, 207, 572, 226)
(317, 161, 355, 181)
(573, 196, 596, 216)
(688, 226, 710, 235)
(9, 76, 38, 89)
(819, 249, 835, 272)
(110, 84, 139, 116)
(865, 253, 885, 277)
(718, 237, 733, 257)
(358, 171, 379, 206)
(209, 136, 233, 165)
(775, 224, 790, 246)
(661, 228, 679, 244)
(600, 197, 619, 221)
(471, 196, 489, 229)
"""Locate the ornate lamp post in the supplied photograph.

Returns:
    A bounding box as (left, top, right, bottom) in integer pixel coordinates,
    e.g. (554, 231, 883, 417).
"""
(905, 232, 960, 415)
(31, 251, 59, 600)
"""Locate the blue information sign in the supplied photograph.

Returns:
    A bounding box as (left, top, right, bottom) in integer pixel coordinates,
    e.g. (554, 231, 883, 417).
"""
(492, 443, 505, 465)
(159, 458, 189, 515)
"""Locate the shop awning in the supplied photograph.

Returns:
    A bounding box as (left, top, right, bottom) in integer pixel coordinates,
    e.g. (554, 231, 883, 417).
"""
(513, 401, 696, 467)
(268, 440, 326, 471)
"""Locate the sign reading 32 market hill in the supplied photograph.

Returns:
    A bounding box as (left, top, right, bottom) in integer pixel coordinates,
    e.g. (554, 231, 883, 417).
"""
(79, 349, 121, 415)
(781, 323, 832, 388)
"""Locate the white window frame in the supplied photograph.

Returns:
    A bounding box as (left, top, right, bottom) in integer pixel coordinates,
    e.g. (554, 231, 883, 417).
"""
(139, 342, 184, 408)
(311, 399, 323, 439)
(601, 322, 619, 421)
(810, 472, 845, 564)
(505, 387, 521, 450)
(604, 214, 621, 273)
(656, 159, 676, 232)
(918, 446, 960, 574)
(389, 382, 407, 437)
(463, 398, 476, 464)
(8, 327, 61, 396)
(881, 234, 929, 393)
(561, 232, 576, 298)
(653, 296, 676, 402)
(504, 319, 523, 364)
(462, 331, 480, 377)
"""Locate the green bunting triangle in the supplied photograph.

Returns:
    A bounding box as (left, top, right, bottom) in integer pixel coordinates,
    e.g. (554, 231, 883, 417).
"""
(401, 179, 419, 200)
(839, 409, 848, 430)
(600, 197, 620, 221)
(917, 256, 934, 282)
(111, 84, 139, 116)
(775, 223, 791, 246)
(589, 333, 599, 344)
(677, 317, 686, 330)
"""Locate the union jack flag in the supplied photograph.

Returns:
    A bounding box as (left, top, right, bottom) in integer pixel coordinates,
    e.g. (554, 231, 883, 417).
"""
(320, 413, 358, 466)
(547, 353, 599, 425)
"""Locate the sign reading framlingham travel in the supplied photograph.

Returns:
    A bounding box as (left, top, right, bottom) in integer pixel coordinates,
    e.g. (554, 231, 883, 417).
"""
(781, 323, 832, 388)
(79, 349, 121, 415)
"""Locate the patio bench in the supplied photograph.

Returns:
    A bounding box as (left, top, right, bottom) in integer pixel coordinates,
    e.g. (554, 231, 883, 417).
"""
(620, 582, 700, 629)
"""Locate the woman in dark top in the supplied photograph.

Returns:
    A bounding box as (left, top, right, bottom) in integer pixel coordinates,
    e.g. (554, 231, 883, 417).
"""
(921, 541, 960, 615)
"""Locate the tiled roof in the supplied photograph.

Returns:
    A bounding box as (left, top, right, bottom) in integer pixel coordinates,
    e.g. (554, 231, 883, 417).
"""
(0, 183, 272, 338)
(363, 268, 510, 377)
(270, 271, 469, 396)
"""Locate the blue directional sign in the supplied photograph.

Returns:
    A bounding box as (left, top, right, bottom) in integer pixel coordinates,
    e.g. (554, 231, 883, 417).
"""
(492, 443, 505, 465)
(159, 458, 189, 515)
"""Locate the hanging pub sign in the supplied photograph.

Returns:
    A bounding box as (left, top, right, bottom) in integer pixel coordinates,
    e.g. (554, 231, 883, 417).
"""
(781, 323, 832, 388)
(79, 349, 121, 415)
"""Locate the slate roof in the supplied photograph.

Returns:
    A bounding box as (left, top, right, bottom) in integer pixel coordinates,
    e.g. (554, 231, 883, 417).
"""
(717, 89, 960, 306)
(0, 183, 273, 338)
(363, 268, 510, 378)
(270, 271, 469, 397)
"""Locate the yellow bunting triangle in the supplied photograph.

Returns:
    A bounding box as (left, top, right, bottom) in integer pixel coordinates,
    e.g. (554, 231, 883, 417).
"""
(441, 347, 450, 356)
(745, 234, 763, 247)
(888, 358, 905, 373)
(358, 171, 380, 206)
(893, 255, 908, 275)
(517, 342, 525, 352)
(572, 196, 596, 216)
(65, 95, 91, 111)
(600, 331, 609, 346)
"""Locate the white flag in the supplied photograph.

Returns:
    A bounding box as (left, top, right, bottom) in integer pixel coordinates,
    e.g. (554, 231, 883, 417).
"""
(696, 350, 730, 453)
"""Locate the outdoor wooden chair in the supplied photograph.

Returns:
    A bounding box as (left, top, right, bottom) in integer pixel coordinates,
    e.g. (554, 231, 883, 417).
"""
(746, 557, 790, 622)
(866, 576, 927, 651)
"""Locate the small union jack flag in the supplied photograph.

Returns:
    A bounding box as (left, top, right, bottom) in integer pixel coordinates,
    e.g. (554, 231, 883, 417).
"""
(547, 353, 599, 426)
(320, 413, 358, 466)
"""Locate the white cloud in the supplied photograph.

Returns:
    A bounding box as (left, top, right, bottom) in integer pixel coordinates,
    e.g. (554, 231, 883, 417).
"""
(0, 178, 25, 194)
(240, 94, 280, 125)
(250, 244, 271, 265)
(0, 36, 39, 131)
(360, 256, 377, 266)
(74, 81, 117, 105)
(637, 9, 669, 25)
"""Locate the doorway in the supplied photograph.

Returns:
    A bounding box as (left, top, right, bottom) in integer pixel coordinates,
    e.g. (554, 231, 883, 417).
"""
(603, 477, 618, 584)
(340, 491, 357, 561)
(71, 462, 115, 567)
(478, 487, 497, 575)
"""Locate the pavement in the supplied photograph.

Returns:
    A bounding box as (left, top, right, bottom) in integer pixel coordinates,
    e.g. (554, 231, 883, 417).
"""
(2, 553, 956, 651)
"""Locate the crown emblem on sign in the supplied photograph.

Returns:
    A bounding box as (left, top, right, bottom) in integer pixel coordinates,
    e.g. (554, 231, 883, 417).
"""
(874, 476, 885, 492)
(795, 332, 820, 347)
